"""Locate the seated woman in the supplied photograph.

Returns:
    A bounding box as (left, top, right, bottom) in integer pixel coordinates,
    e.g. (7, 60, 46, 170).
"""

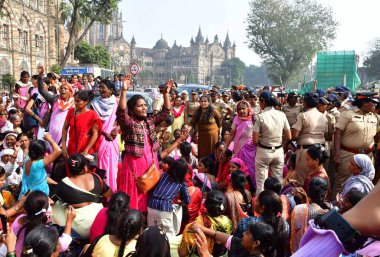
(193, 157, 215, 195)
(191, 221, 275, 257)
(225, 171, 252, 230)
(88, 210, 144, 257)
(0, 166, 25, 217)
(290, 177, 332, 253)
(235, 190, 289, 257)
(11, 190, 76, 256)
(5, 225, 61, 257)
(340, 154, 375, 199)
(19, 133, 61, 198)
(215, 149, 233, 191)
(89, 191, 130, 242)
(303, 145, 329, 193)
(179, 190, 233, 257)
(127, 226, 171, 257)
(52, 154, 112, 239)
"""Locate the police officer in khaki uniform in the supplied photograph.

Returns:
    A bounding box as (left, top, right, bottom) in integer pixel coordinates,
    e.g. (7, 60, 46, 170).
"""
(317, 96, 336, 184)
(292, 93, 328, 185)
(184, 90, 200, 124)
(333, 92, 380, 197)
(283, 92, 303, 127)
(253, 91, 291, 194)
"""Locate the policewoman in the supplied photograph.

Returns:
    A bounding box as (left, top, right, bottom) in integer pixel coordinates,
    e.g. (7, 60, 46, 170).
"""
(292, 93, 328, 185)
(252, 91, 291, 194)
(333, 92, 380, 197)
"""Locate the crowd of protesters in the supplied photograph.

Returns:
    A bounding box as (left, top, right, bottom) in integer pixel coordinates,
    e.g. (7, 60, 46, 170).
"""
(0, 65, 378, 257)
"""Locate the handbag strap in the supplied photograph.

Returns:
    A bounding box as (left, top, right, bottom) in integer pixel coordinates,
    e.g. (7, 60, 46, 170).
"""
(74, 109, 78, 153)
(91, 172, 104, 192)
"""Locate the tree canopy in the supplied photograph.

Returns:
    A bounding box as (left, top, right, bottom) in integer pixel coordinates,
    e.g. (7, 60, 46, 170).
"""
(74, 41, 110, 68)
(364, 39, 380, 81)
(59, 0, 120, 68)
(220, 57, 246, 86)
(246, 0, 337, 85)
(244, 64, 270, 86)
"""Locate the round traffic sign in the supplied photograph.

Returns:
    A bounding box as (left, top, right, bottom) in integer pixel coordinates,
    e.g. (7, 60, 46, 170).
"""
(129, 62, 140, 76)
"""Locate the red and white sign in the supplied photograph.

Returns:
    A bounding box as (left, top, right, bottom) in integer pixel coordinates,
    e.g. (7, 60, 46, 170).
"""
(129, 62, 140, 76)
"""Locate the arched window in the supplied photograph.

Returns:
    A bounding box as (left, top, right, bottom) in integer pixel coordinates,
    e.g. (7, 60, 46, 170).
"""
(35, 23, 45, 55)
(18, 16, 29, 53)
(0, 12, 10, 49)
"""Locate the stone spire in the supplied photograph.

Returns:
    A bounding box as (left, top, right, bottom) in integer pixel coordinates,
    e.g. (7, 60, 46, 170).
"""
(131, 35, 136, 45)
(214, 34, 219, 44)
(195, 26, 204, 44)
(224, 32, 231, 48)
(190, 36, 195, 45)
(205, 36, 209, 44)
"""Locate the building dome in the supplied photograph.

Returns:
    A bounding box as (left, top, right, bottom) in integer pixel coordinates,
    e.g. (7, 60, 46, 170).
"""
(153, 37, 169, 50)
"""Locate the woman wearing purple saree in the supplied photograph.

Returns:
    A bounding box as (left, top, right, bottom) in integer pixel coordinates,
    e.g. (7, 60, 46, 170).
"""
(226, 100, 257, 187)
(90, 80, 119, 192)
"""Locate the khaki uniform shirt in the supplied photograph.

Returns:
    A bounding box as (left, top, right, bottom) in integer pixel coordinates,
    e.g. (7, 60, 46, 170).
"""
(282, 103, 303, 127)
(336, 107, 380, 149)
(292, 108, 328, 145)
(185, 100, 200, 117)
(253, 106, 290, 147)
(329, 107, 341, 120)
(211, 99, 229, 117)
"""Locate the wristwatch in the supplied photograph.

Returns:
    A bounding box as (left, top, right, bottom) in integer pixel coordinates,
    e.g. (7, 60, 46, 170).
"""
(315, 208, 368, 253)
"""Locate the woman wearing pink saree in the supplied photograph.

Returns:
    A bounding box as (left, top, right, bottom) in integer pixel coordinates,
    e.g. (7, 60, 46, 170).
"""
(225, 100, 257, 187)
(90, 80, 119, 192)
(117, 75, 172, 213)
(37, 66, 74, 145)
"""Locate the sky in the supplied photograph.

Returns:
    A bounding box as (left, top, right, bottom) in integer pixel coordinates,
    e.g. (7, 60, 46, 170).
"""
(120, 0, 380, 66)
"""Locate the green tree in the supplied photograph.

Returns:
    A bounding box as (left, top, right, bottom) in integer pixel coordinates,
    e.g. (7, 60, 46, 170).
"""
(246, 0, 337, 85)
(220, 57, 246, 86)
(59, 0, 120, 69)
(1, 73, 15, 91)
(244, 64, 270, 86)
(50, 64, 62, 74)
(74, 41, 110, 68)
(364, 39, 380, 81)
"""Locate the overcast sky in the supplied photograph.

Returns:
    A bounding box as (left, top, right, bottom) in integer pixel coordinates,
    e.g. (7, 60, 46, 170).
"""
(120, 0, 380, 66)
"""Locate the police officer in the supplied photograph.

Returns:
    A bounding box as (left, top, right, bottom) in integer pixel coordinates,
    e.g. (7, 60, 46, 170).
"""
(184, 90, 200, 124)
(333, 92, 380, 197)
(253, 91, 291, 194)
(283, 92, 303, 127)
(317, 96, 336, 185)
(292, 93, 328, 185)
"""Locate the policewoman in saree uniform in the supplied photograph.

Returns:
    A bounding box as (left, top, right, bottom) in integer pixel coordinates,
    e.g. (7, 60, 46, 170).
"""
(333, 92, 380, 197)
(291, 93, 328, 185)
(252, 91, 291, 195)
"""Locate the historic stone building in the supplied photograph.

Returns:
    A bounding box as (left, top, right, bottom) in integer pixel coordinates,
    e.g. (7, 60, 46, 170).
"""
(88, 12, 236, 85)
(0, 0, 66, 88)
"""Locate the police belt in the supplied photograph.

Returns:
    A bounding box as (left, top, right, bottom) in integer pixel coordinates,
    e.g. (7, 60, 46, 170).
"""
(258, 143, 282, 150)
(341, 145, 374, 154)
(297, 143, 325, 150)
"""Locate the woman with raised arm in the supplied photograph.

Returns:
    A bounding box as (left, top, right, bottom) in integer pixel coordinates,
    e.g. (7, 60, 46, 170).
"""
(117, 74, 171, 213)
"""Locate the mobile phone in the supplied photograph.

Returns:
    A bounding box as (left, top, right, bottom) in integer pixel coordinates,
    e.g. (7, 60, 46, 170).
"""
(0, 214, 7, 234)
(51, 194, 69, 209)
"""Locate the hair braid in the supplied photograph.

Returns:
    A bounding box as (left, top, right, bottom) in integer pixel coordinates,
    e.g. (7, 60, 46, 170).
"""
(118, 220, 131, 257)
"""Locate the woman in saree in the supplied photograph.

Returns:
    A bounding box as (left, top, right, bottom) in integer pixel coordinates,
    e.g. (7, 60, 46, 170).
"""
(171, 96, 185, 132)
(61, 90, 102, 159)
(37, 66, 75, 145)
(290, 177, 332, 253)
(225, 100, 256, 187)
(225, 171, 252, 230)
(117, 75, 171, 213)
(179, 190, 233, 257)
(90, 80, 119, 191)
(52, 154, 112, 239)
(340, 154, 375, 199)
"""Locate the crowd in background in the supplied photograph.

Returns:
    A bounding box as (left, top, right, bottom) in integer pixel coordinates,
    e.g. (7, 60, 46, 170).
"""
(0, 65, 378, 257)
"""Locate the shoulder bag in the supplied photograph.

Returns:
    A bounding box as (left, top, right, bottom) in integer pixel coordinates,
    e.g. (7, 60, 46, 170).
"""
(126, 124, 160, 193)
